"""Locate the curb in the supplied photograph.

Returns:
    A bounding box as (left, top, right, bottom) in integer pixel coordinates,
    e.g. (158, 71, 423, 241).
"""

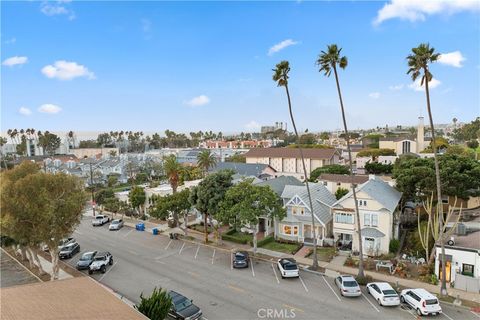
(301, 266, 326, 276)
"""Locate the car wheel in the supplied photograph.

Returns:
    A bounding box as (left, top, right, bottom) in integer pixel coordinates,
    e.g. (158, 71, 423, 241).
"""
(101, 266, 106, 273)
(400, 296, 405, 303)
(377, 298, 382, 306)
(416, 308, 422, 316)
(88, 270, 93, 275)
(109, 258, 113, 265)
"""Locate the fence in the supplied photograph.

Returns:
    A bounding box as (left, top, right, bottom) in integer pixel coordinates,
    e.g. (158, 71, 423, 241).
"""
(454, 273, 480, 293)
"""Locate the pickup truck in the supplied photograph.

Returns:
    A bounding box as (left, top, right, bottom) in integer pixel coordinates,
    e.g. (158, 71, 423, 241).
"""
(92, 215, 110, 226)
(89, 252, 113, 274)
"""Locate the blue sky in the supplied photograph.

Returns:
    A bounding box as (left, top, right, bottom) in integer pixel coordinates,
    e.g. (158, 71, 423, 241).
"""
(2, 1, 479, 134)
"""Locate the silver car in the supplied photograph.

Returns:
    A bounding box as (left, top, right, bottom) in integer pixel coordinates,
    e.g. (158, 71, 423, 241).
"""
(109, 219, 124, 231)
(335, 275, 361, 297)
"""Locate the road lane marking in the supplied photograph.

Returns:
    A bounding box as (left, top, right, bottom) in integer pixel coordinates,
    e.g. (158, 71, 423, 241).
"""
(299, 275, 309, 292)
(283, 304, 304, 313)
(211, 249, 216, 264)
(250, 258, 255, 277)
(471, 311, 480, 319)
(124, 229, 134, 238)
(271, 264, 280, 284)
(178, 243, 185, 255)
(127, 250, 138, 256)
(194, 245, 200, 259)
(99, 261, 117, 281)
(74, 230, 83, 235)
(155, 260, 165, 264)
(231, 253, 233, 270)
(442, 312, 454, 320)
(228, 284, 245, 293)
(362, 293, 380, 313)
(164, 240, 172, 250)
(322, 275, 341, 301)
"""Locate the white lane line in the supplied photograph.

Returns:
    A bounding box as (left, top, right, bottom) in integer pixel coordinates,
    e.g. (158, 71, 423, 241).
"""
(362, 293, 380, 313)
(74, 230, 83, 235)
(442, 312, 454, 320)
(124, 229, 134, 238)
(271, 264, 280, 284)
(471, 311, 480, 319)
(231, 253, 233, 270)
(299, 275, 309, 292)
(322, 275, 341, 302)
(250, 258, 255, 277)
(178, 243, 185, 255)
(194, 245, 200, 259)
(211, 249, 216, 264)
(99, 261, 117, 282)
(127, 250, 138, 256)
(164, 240, 172, 250)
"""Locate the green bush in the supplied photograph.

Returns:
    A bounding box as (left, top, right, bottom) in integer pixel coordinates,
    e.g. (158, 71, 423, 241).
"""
(355, 275, 373, 286)
(389, 239, 400, 254)
(135, 287, 171, 320)
(256, 235, 274, 247)
(222, 229, 252, 244)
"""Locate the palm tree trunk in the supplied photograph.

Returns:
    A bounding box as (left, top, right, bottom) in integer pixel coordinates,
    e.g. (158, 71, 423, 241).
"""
(285, 84, 319, 270)
(424, 68, 447, 296)
(333, 66, 365, 278)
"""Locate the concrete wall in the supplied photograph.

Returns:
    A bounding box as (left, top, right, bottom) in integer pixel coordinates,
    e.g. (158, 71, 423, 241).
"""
(435, 246, 480, 286)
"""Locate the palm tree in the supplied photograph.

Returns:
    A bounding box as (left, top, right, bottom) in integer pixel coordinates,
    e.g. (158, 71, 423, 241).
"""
(197, 150, 217, 176)
(316, 44, 365, 278)
(163, 155, 181, 194)
(272, 60, 320, 270)
(407, 43, 447, 295)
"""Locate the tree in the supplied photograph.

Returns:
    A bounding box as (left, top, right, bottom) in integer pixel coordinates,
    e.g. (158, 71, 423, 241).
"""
(163, 155, 181, 193)
(407, 43, 445, 295)
(219, 180, 285, 254)
(453, 117, 480, 142)
(335, 187, 349, 200)
(189, 170, 234, 243)
(356, 148, 395, 158)
(95, 188, 115, 205)
(467, 140, 479, 149)
(298, 133, 317, 145)
(309, 164, 350, 182)
(107, 174, 119, 187)
(225, 154, 246, 163)
(129, 186, 146, 216)
(197, 150, 217, 176)
(135, 287, 172, 320)
(272, 60, 320, 270)
(317, 44, 364, 277)
(38, 132, 61, 156)
(151, 189, 191, 229)
(364, 162, 393, 174)
(319, 132, 330, 140)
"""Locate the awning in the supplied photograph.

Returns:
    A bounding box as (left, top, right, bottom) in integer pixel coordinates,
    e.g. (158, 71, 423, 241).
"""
(361, 227, 385, 238)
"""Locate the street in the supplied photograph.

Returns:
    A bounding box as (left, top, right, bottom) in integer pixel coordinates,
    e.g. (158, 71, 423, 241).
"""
(65, 215, 477, 320)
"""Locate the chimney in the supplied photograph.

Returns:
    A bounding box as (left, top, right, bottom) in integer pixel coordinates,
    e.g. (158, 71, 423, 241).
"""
(417, 116, 425, 152)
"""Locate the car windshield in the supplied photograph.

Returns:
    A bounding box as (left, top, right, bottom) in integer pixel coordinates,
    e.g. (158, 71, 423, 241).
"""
(94, 256, 105, 261)
(81, 253, 94, 260)
(95, 216, 103, 220)
(343, 281, 358, 287)
(112, 220, 119, 224)
(174, 298, 192, 311)
(284, 263, 298, 270)
(382, 290, 397, 296)
(63, 245, 74, 250)
(235, 254, 246, 260)
(426, 299, 438, 305)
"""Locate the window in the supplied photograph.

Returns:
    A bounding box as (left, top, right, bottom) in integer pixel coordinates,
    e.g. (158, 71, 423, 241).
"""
(371, 214, 378, 227)
(292, 206, 305, 216)
(462, 264, 474, 277)
(364, 213, 371, 226)
(335, 213, 353, 224)
(364, 213, 378, 227)
(281, 224, 298, 236)
(357, 200, 368, 207)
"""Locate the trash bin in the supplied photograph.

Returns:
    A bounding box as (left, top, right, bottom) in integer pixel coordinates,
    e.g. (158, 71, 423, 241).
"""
(152, 228, 158, 235)
(136, 223, 145, 231)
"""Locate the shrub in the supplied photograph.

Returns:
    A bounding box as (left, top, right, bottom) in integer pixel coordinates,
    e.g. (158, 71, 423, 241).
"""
(135, 287, 171, 320)
(355, 275, 373, 286)
(255, 235, 274, 247)
(222, 229, 252, 244)
(389, 239, 400, 254)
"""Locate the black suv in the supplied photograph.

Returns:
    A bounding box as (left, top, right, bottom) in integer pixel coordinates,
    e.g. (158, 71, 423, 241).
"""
(168, 291, 202, 320)
(233, 251, 249, 268)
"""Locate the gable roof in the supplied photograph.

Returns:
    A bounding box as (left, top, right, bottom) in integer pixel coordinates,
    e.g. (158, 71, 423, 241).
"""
(244, 148, 337, 160)
(210, 162, 274, 177)
(318, 173, 369, 185)
(255, 175, 303, 196)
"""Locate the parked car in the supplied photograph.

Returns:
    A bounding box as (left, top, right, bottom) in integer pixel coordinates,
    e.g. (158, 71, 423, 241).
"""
(335, 275, 361, 297)
(232, 251, 249, 269)
(168, 291, 202, 320)
(92, 215, 110, 226)
(76, 251, 98, 270)
(59, 242, 80, 259)
(109, 219, 124, 231)
(277, 258, 299, 278)
(366, 282, 400, 306)
(43, 237, 75, 252)
(89, 252, 113, 274)
(400, 288, 442, 316)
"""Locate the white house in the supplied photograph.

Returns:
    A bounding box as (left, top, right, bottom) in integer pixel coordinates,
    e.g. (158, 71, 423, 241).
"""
(332, 175, 402, 256)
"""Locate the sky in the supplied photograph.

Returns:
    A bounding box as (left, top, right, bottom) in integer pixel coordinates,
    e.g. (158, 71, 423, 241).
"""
(2, 0, 480, 135)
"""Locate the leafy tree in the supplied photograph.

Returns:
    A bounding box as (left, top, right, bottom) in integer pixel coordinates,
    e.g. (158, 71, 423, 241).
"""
(356, 148, 396, 158)
(151, 189, 191, 229)
(16, 135, 27, 156)
(298, 133, 317, 145)
(197, 150, 217, 176)
(219, 180, 285, 254)
(129, 186, 146, 215)
(107, 174, 119, 187)
(163, 155, 181, 193)
(97, 133, 113, 147)
(467, 140, 479, 149)
(38, 132, 61, 156)
(103, 197, 120, 214)
(273, 60, 320, 270)
(78, 140, 99, 148)
(180, 166, 202, 182)
(453, 117, 480, 142)
(225, 154, 246, 163)
(135, 287, 172, 320)
(95, 188, 115, 205)
(364, 162, 393, 174)
(309, 164, 350, 182)
(319, 132, 330, 140)
(335, 187, 349, 200)
(189, 170, 234, 243)
(317, 44, 364, 277)
(339, 132, 360, 140)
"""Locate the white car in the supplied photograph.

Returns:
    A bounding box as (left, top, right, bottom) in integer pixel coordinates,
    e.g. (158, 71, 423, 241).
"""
(366, 282, 400, 306)
(89, 252, 113, 274)
(335, 275, 361, 297)
(400, 288, 442, 316)
(277, 258, 299, 278)
(92, 215, 110, 226)
(109, 219, 124, 231)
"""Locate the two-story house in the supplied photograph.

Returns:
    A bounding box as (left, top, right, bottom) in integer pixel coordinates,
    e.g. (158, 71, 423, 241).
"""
(275, 183, 337, 246)
(332, 176, 402, 256)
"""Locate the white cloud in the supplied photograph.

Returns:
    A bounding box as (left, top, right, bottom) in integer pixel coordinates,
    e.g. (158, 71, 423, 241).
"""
(373, 0, 480, 25)
(408, 78, 441, 91)
(40, 1, 76, 20)
(438, 51, 466, 68)
(41, 60, 95, 80)
(19, 107, 32, 116)
(2, 56, 28, 67)
(245, 121, 261, 130)
(369, 92, 381, 99)
(268, 39, 299, 56)
(389, 84, 404, 91)
(185, 95, 210, 107)
(38, 104, 62, 114)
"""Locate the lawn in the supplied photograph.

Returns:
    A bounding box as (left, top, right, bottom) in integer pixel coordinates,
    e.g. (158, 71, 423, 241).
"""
(305, 247, 336, 261)
(260, 241, 301, 255)
(222, 230, 253, 244)
(189, 224, 213, 233)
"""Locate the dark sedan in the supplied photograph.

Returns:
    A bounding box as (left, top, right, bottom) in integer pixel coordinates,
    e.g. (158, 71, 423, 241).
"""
(168, 291, 202, 320)
(232, 251, 249, 269)
(76, 251, 97, 270)
(59, 242, 80, 259)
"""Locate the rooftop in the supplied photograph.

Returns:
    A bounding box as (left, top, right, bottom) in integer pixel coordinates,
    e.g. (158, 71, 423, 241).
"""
(318, 173, 369, 185)
(244, 148, 337, 159)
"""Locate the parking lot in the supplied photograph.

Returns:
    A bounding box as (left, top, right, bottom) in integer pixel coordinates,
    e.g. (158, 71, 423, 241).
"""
(64, 215, 478, 320)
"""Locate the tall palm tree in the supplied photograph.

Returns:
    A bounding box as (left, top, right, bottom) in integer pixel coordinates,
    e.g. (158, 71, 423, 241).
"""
(163, 154, 181, 194)
(407, 43, 447, 295)
(197, 150, 217, 176)
(273, 61, 320, 270)
(316, 44, 365, 278)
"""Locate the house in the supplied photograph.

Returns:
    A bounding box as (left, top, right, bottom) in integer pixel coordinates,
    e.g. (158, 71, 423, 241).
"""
(379, 116, 428, 155)
(244, 148, 340, 180)
(209, 162, 276, 180)
(275, 183, 337, 246)
(318, 174, 369, 194)
(332, 175, 402, 256)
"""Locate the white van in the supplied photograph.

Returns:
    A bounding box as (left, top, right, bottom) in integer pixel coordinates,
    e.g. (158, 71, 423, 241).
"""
(400, 288, 442, 316)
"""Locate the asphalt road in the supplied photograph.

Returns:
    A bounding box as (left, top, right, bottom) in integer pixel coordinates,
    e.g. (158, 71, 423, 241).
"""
(64, 215, 478, 320)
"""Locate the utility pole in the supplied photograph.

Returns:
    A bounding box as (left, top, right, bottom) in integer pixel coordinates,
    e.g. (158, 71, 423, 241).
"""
(89, 162, 96, 217)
